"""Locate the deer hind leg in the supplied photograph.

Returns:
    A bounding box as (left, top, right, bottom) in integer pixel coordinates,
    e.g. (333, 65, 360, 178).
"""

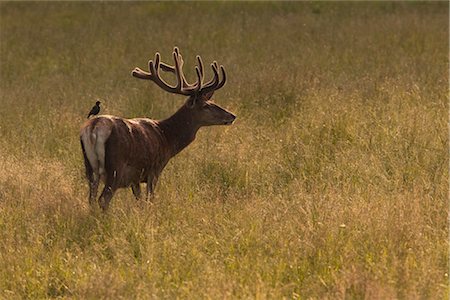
(131, 183, 141, 200)
(89, 173, 100, 205)
(94, 133, 108, 182)
(81, 137, 100, 205)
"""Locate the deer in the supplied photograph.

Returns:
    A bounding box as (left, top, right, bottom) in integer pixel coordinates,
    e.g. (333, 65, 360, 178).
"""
(80, 47, 236, 210)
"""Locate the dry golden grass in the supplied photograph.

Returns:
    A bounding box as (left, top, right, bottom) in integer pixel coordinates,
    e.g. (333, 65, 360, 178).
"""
(0, 2, 448, 299)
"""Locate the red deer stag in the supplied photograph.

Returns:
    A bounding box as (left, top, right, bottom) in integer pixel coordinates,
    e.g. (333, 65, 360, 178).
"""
(80, 47, 236, 210)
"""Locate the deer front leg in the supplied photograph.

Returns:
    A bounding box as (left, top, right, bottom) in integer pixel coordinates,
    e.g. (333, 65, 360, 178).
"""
(131, 183, 142, 200)
(146, 175, 158, 201)
(98, 185, 116, 211)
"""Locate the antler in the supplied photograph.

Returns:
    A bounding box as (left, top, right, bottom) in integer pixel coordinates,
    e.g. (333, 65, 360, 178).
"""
(131, 47, 226, 96)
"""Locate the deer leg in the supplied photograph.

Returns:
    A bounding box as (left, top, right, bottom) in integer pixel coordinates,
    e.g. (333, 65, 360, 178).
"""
(89, 173, 100, 205)
(146, 176, 158, 201)
(82, 139, 99, 205)
(131, 183, 142, 200)
(98, 184, 116, 211)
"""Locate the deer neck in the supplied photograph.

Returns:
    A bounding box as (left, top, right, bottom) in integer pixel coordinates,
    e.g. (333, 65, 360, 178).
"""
(158, 105, 200, 157)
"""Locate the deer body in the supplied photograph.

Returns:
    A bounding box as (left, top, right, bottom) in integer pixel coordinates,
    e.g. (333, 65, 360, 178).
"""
(80, 47, 235, 210)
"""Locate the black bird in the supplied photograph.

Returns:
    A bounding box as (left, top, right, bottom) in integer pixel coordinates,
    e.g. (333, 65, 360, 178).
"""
(87, 101, 101, 119)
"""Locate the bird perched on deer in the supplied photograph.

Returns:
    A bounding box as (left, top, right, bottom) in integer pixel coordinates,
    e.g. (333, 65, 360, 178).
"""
(87, 100, 101, 118)
(80, 47, 236, 210)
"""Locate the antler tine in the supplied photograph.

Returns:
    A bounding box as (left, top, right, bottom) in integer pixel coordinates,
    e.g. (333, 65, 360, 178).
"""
(196, 55, 204, 79)
(174, 47, 185, 69)
(172, 51, 183, 91)
(196, 56, 204, 91)
(215, 65, 227, 90)
(194, 66, 202, 93)
(147, 56, 155, 76)
(154, 52, 161, 72)
(131, 66, 152, 79)
(201, 63, 219, 91)
(130, 57, 154, 79)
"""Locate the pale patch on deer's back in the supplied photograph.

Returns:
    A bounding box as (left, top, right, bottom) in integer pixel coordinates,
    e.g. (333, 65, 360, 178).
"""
(133, 118, 158, 125)
(125, 118, 140, 133)
(123, 118, 159, 136)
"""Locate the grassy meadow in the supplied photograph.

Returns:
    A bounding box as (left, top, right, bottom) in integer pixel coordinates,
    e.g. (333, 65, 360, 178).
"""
(0, 2, 448, 299)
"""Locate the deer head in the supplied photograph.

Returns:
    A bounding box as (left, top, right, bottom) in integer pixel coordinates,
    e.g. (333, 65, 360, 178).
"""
(131, 47, 236, 127)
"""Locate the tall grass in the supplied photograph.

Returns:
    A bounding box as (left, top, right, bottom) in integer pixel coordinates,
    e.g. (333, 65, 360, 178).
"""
(0, 2, 448, 298)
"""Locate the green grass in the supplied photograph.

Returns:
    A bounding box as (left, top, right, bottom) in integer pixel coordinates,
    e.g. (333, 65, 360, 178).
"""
(0, 2, 448, 299)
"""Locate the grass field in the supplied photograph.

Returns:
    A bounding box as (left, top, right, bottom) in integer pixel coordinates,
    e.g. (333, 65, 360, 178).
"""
(0, 2, 448, 299)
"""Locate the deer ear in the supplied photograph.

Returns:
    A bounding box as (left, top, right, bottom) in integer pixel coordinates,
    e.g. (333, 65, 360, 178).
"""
(204, 91, 215, 100)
